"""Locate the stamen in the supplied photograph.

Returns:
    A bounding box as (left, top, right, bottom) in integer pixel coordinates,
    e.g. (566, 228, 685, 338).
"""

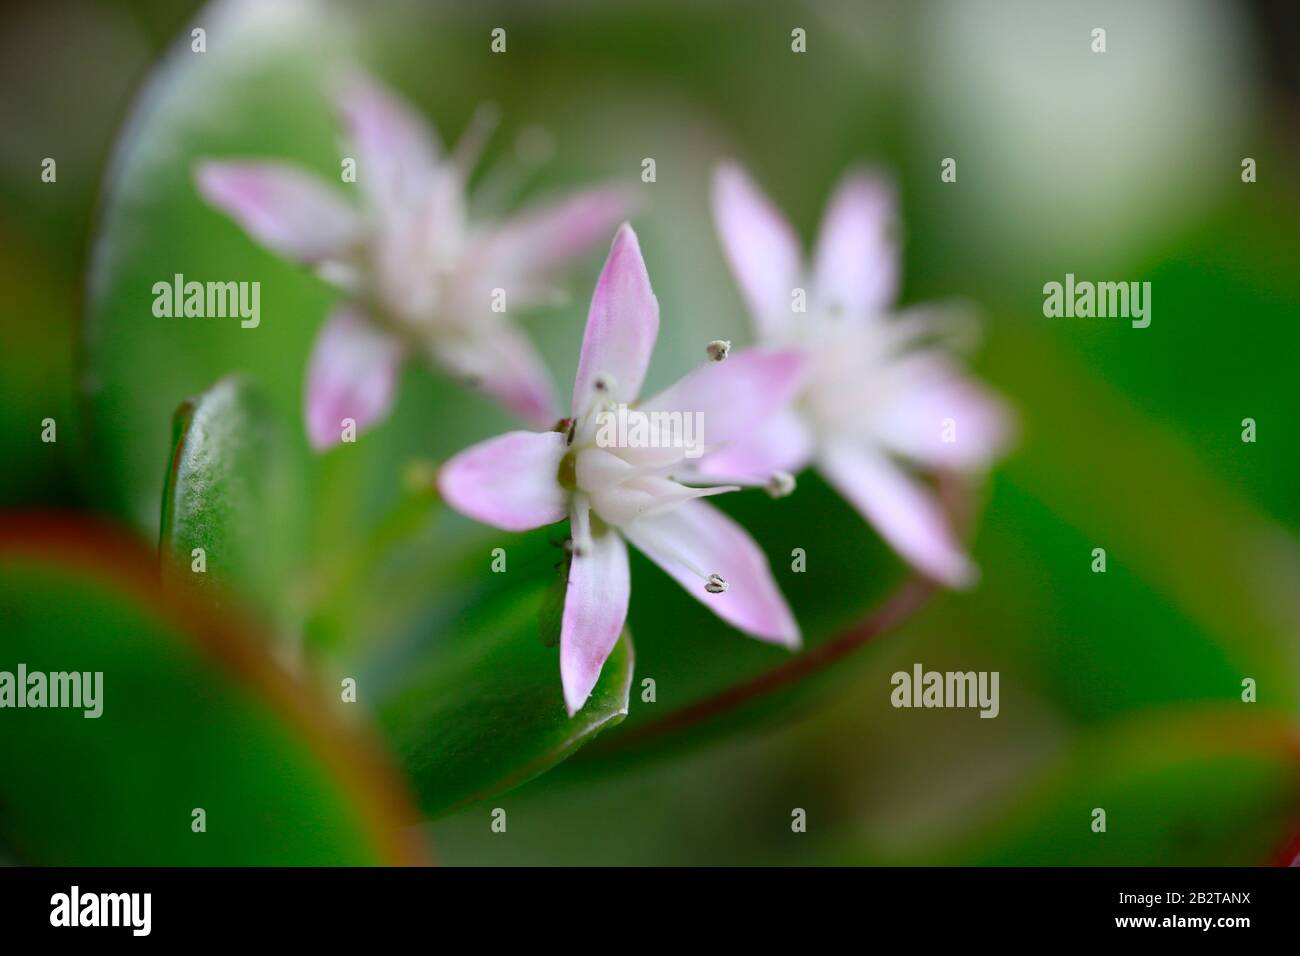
(705, 339, 731, 362)
(568, 496, 593, 557)
(704, 573, 728, 594)
(453, 102, 501, 176)
(470, 126, 546, 216)
(765, 471, 796, 498)
(572, 397, 615, 446)
(633, 527, 713, 582)
(636, 482, 740, 521)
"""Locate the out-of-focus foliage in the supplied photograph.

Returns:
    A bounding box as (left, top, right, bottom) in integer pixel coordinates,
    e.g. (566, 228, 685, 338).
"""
(0, 517, 420, 865)
(160, 375, 306, 632)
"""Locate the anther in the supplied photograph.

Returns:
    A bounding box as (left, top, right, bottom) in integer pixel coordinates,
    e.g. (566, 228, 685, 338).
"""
(766, 471, 796, 498)
(552, 417, 577, 445)
(705, 339, 731, 362)
(452, 102, 501, 173)
(704, 573, 728, 594)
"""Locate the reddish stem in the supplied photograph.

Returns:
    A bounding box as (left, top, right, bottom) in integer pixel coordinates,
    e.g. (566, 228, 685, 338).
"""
(599, 571, 937, 752)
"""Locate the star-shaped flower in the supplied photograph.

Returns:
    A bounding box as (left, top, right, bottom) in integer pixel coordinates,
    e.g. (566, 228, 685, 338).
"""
(196, 71, 630, 448)
(708, 162, 1012, 586)
(439, 224, 804, 714)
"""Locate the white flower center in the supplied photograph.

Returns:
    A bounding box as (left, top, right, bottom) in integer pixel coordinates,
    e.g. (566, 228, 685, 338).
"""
(793, 319, 897, 441)
(370, 171, 470, 333)
(559, 376, 737, 593)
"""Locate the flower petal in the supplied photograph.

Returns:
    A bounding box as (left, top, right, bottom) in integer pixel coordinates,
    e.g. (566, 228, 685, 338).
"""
(639, 346, 807, 455)
(432, 323, 559, 428)
(622, 500, 800, 648)
(696, 407, 815, 481)
(476, 186, 633, 285)
(886, 301, 984, 355)
(334, 71, 441, 212)
(873, 357, 1012, 470)
(304, 306, 405, 450)
(711, 162, 803, 338)
(438, 430, 567, 531)
(589, 475, 735, 527)
(560, 526, 630, 715)
(811, 168, 899, 316)
(818, 441, 975, 587)
(196, 161, 361, 264)
(572, 223, 659, 412)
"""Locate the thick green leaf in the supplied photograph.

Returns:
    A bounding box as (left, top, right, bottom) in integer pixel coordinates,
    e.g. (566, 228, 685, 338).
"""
(86, 1, 344, 533)
(161, 375, 304, 630)
(0, 515, 422, 865)
(368, 580, 634, 818)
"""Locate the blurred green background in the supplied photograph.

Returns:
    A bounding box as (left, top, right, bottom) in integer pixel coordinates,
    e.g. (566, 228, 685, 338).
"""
(1, 0, 1298, 865)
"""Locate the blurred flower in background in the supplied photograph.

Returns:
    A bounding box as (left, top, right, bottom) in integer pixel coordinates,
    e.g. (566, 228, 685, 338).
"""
(198, 70, 630, 447)
(708, 161, 1011, 587)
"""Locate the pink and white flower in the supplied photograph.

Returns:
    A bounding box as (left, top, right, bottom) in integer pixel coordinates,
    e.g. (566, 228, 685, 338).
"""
(196, 71, 630, 449)
(709, 162, 1012, 587)
(439, 224, 804, 715)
